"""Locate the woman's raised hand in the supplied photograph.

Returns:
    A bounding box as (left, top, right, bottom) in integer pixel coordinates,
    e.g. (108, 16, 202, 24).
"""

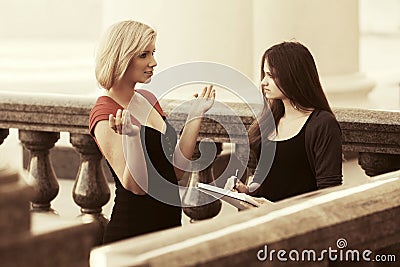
(190, 84, 216, 116)
(109, 109, 140, 137)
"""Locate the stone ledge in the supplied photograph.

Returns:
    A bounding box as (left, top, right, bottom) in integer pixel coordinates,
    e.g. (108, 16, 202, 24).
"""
(0, 173, 33, 241)
(0, 213, 97, 267)
(91, 171, 400, 267)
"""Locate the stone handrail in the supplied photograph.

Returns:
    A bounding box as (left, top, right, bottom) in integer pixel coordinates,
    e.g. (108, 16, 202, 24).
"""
(0, 91, 94, 133)
(333, 108, 400, 176)
(90, 170, 400, 267)
(0, 91, 399, 243)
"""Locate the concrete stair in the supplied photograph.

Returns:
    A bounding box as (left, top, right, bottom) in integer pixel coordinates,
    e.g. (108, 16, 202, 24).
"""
(0, 168, 31, 242)
(0, 166, 97, 267)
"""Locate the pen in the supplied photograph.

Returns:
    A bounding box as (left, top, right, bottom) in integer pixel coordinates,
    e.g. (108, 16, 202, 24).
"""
(233, 169, 239, 190)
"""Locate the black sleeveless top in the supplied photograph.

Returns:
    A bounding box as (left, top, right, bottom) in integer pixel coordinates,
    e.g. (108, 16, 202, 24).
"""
(89, 92, 182, 244)
(103, 120, 182, 244)
(253, 114, 317, 201)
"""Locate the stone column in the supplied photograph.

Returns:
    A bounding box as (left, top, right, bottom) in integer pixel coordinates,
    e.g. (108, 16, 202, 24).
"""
(253, 0, 375, 106)
(18, 130, 60, 213)
(70, 133, 110, 245)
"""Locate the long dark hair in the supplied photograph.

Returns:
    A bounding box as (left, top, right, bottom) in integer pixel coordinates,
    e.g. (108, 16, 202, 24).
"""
(248, 41, 333, 157)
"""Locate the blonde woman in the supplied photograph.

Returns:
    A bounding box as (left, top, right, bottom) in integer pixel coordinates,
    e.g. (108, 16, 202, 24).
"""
(89, 20, 215, 243)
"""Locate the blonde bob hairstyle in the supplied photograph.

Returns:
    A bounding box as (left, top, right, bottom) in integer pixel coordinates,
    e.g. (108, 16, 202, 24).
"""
(95, 20, 156, 89)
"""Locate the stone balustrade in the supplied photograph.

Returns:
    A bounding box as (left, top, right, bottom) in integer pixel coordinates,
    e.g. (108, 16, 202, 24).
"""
(0, 91, 109, 245)
(333, 108, 400, 176)
(0, 91, 399, 243)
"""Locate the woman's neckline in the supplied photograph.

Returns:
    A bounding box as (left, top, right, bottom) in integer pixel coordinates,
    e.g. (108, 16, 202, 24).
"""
(270, 110, 314, 142)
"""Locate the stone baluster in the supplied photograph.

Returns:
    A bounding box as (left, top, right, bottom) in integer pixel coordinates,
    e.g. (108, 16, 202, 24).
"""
(235, 143, 254, 181)
(0, 129, 9, 145)
(182, 141, 222, 221)
(18, 130, 60, 213)
(358, 152, 400, 177)
(70, 133, 110, 245)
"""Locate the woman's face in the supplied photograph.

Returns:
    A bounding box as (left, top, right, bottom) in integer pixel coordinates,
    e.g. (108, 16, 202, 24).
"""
(124, 42, 157, 84)
(260, 60, 285, 100)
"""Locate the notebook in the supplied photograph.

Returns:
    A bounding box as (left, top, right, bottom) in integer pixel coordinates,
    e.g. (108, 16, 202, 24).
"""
(197, 182, 262, 210)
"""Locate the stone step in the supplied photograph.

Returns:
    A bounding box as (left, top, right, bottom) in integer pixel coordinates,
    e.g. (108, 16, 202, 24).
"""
(90, 171, 400, 267)
(0, 213, 97, 267)
(0, 167, 33, 241)
(0, 167, 19, 185)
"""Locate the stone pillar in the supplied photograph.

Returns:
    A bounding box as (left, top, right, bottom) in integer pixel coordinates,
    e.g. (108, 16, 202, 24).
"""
(0, 129, 9, 145)
(101, 0, 254, 79)
(70, 133, 110, 245)
(253, 0, 375, 106)
(18, 130, 60, 213)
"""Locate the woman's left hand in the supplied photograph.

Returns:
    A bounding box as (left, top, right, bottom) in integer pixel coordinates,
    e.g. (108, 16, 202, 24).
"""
(190, 85, 216, 116)
(235, 180, 249, 194)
